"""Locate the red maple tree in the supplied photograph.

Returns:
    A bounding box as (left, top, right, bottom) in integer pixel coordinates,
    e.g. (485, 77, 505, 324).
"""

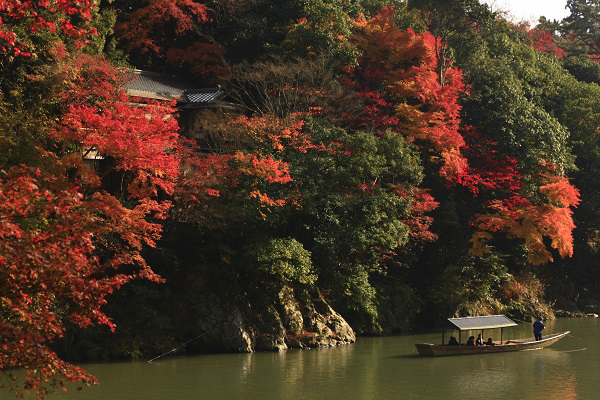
(340, 8, 468, 248)
(0, 0, 96, 56)
(117, 0, 227, 80)
(0, 165, 167, 397)
(528, 28, 567, 58)
(175, 114, 307, 225)
(348, 7, 469, 183)
(0, 48, 180, 395)
(117, 0, 208, 54)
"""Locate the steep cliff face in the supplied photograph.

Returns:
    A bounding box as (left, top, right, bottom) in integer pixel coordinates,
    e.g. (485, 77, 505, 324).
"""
(193, 284, 355, 352)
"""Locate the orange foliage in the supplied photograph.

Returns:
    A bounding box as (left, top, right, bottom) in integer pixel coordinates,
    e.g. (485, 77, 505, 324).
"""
(233, 151, 292, 185)
(540, 176, 581, 207)
(226, 114, 313, 152)
(471, 176, 580, 265)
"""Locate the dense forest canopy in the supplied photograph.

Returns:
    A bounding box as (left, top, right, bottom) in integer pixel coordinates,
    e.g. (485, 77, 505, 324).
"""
(1, 0, 599, 397)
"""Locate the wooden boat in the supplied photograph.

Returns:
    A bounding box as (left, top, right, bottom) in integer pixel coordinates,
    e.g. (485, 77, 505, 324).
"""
(415, 315, 570, 357)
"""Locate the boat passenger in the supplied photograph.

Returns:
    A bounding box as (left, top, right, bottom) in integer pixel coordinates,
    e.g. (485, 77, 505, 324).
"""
(475, 334, 484, 346)
(485, 338, 495, 346)
(466, 336, 475, 346)
(448, 336, 459, 346)
(533, 317, 544, 341)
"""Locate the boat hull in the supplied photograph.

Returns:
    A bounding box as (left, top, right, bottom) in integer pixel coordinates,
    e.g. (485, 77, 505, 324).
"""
(415, 331, 570, 357)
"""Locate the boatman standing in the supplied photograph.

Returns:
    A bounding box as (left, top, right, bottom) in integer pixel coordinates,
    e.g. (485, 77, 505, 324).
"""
(533, 317, 544, 341)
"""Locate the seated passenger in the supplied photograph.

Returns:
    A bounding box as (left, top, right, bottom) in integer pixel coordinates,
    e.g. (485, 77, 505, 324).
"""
(486, 338, 495, 346)
(475, 334, 484, 346)
(448, 336, 459, 346)
(466, 336, 475, 346)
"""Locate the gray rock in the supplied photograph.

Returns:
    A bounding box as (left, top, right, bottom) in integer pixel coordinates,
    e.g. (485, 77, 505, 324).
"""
(192, 284, 355, 352)
(194, 294, 254, 353)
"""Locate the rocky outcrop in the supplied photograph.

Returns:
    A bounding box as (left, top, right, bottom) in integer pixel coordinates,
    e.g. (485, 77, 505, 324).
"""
(554, 309, 599, 318)
(192, 292, 255, 353)
(193, 284, 355, 352)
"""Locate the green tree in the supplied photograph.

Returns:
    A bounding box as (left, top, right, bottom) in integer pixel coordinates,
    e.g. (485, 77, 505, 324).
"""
(284, 120, 424, 332)
(561, 0, 600, 58)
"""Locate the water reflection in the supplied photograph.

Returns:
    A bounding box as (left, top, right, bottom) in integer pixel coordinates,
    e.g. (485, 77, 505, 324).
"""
(442, 349, 578, 400)
(1, 318, 596, 400)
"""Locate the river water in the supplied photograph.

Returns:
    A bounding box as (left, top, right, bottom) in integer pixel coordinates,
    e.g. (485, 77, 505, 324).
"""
(3, 318, 598, 399)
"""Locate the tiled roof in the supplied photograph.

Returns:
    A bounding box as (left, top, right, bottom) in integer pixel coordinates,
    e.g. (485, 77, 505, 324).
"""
(185, 87, 226, 103)
(125, 70, 188, 101)
(124, 70, 226, 105)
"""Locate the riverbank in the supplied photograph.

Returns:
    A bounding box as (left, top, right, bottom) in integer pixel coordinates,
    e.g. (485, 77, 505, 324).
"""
(554, 310, 599, 318)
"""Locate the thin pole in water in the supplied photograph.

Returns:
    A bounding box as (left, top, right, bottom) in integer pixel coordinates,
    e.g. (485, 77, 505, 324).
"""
(148, 333, 208, 363)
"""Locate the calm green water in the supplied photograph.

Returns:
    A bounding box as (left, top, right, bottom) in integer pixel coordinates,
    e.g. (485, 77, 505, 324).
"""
(4, 318, 599, 399)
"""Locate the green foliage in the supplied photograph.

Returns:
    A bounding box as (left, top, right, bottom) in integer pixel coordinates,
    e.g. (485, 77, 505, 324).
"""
(85, 5, 128, 64)
(560, 0, 600, 57)
(372, 275, 420, 333)
(282, 119, 423, 332)
(434, 253, 512, 317)
(562, 55, 600, 84)
(194, 0, 305, 63)
(203, 0, 414, 63)
(551, 67, 600, 273)
(280, 0, 360, 65)
(0, 102, 47, 167)
(409, 0, 496, 37)
(459, 26, 573, 175)
(248, 238, 316, 284)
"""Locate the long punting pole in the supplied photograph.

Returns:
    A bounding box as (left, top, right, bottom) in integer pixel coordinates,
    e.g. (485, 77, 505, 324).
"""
(501, 328, 503, 344)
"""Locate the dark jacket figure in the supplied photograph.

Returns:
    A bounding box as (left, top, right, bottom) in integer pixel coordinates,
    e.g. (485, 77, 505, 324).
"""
(486, 338, 495, 346)
(475, 334, 484, 346)
(466, 336, 475, 346)
(448, 336, 459, 346)
(533, 318, 544, 341)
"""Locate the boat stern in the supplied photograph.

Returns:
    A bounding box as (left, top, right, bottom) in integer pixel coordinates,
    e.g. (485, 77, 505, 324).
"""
(415, 343, 436, 357)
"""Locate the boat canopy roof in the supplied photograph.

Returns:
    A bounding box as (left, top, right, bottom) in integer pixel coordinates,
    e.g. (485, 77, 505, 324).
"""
(447, 315, 517, 331)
